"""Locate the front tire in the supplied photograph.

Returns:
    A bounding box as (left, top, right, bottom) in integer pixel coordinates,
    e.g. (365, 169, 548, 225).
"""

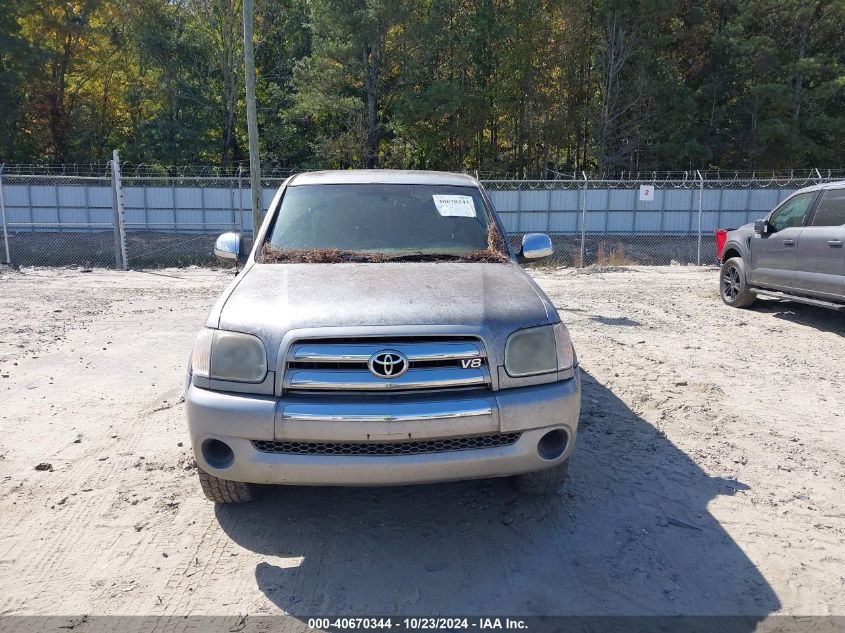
(198, 467, 260, 503)
(720, 257, 756, 308)
(511, 459, 570, 495)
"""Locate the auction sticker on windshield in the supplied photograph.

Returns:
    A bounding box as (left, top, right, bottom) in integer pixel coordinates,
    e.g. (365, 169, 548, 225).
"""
(432, 195, 476, 218)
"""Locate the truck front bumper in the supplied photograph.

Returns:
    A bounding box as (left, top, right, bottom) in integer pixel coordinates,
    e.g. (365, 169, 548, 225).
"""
(185, 371, 580, 486)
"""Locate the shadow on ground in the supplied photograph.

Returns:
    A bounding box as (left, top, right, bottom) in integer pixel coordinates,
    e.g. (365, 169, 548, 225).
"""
(589, 315, 642, 327)
(757, 299, 845, 335)
(215, 371, 779, 621)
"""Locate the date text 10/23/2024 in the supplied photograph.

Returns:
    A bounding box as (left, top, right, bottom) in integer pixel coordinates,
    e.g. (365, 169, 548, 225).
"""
(307, 618, 529, 631)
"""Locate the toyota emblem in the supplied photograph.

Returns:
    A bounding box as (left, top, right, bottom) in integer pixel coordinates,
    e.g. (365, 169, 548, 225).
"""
(368, 350, 409, 379)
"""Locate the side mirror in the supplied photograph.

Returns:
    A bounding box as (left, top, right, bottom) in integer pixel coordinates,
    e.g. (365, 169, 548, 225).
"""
(520, 233, 553, 260)
(214, 232, 243, 263)
(754, 219, 769, 235)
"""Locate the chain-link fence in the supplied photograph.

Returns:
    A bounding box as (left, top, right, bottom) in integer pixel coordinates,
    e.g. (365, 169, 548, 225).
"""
(0, 172, 118, 267)
(484, 172, 843, 266)
(2, 163, 843, 269)
(122, 175, 252, 268)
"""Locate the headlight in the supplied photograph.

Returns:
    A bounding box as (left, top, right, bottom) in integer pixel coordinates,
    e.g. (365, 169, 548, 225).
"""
(191, 329, 267, 383)
(504, 323, 575, 377)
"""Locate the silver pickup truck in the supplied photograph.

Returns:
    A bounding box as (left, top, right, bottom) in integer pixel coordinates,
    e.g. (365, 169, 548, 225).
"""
(720, 180, 845, 310)
(186, 170, 581, 503)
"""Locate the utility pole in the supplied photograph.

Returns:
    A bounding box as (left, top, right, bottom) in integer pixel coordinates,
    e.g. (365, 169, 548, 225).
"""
(242, 0, 262, 235)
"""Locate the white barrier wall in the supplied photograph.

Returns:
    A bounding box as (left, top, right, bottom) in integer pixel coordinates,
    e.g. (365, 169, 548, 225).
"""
(2, 178, 798, 235)
(487, 187, 795, 234)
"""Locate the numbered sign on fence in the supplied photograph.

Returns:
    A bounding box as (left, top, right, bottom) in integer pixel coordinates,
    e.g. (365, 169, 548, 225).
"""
(639, 184, 655, 202)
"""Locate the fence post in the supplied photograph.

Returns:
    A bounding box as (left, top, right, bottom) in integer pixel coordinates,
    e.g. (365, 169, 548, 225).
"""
(579, 171, 588, 267)
(238, 167, 244, 233)
(110, 150, 129, 270)
(0, 164, 10, 265)
(696, 170, 704, 266)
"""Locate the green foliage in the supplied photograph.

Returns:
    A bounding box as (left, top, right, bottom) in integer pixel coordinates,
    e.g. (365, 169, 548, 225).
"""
(1, 0, 843, 173)
(0, 0, 33, 159)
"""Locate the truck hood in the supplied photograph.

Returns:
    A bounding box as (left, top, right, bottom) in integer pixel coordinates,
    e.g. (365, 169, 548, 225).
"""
(209, 262, 557, 362)
(730, 222, 754, 234)
(726, 223, 755, 242)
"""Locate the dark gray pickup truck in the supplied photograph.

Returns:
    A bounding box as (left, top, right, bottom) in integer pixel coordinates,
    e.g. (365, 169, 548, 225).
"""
(719, 181, 845, 311)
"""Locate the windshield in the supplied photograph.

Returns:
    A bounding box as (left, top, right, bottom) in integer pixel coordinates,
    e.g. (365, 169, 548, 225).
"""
(261, 183, 508, 263)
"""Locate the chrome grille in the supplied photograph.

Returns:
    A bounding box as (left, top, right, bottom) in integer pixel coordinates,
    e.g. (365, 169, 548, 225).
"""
(284, 337, 490, 392)
(252, 433, 520, 456)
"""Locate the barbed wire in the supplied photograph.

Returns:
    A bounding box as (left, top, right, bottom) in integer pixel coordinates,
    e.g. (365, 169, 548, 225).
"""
(0, 162, 305, 178)
(0, 163, 114, 176)
(540, 167, 844, 182)
(2, 163, 844, 187)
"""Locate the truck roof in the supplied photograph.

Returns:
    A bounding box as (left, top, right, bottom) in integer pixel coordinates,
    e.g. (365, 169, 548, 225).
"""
(792, 179, 845, 195)
(288, 169, 479, 187)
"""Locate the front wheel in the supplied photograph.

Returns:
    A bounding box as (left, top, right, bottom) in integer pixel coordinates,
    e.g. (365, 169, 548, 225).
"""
(720, 257, 756, 308)
(511, 459, 570, 495)
(197, 467, 260, 503)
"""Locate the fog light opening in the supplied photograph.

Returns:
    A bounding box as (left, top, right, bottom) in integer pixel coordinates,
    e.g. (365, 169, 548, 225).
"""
(537, 429, 568, 461)
(202, 439, 235, 469)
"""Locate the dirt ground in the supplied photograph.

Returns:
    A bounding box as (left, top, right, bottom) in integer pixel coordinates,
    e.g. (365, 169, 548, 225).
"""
(0, 264, 843, 621)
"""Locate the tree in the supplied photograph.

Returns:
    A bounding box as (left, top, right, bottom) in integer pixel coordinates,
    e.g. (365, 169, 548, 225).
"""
(726, 0, 845, 168)
(1, 0, 844, 172)
(16, 0, 129, 162)
(189, 0, 245, 168)
(0, 0, 33, 162)
(292, 0, 409, 168)
(254, 0, 313, 168)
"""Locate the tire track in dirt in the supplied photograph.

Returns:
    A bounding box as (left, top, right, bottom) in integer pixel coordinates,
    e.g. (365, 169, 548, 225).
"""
(1, 266, 843, 616)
